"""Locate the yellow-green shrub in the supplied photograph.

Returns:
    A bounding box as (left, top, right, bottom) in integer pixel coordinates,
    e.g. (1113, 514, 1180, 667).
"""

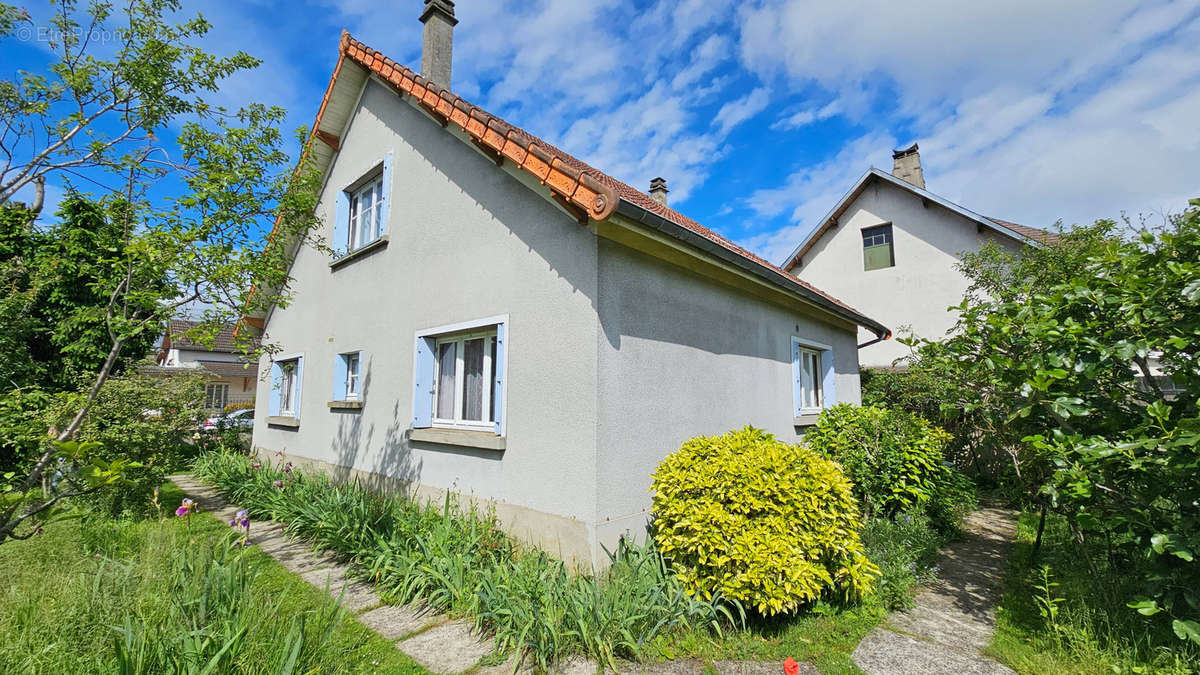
(650, 427, 878, 616)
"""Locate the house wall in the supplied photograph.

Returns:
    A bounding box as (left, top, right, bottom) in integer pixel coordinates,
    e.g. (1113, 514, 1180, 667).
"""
(788, 179, 1021, 368)
(205, 376, 256, 408)
(593, 235, 862, 552)
(250, 79, 603, 566)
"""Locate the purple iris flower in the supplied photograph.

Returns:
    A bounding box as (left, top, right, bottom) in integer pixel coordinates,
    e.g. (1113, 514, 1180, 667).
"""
(273, 480, 284, 488)
(283, 462, 293, 474)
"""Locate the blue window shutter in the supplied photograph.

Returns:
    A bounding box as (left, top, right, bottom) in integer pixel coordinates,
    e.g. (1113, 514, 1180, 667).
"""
(333, 190, 350, 255)
(413, 336, 435, 428)
(821, 349, 838, 408)
(791, 340, 803, 416)
(293, 357, 304, 419)
(269, 362, 283, 416)
(379, 152, 393, 236)
(493, 323, 506, 435)
(333, 353, 348, 401)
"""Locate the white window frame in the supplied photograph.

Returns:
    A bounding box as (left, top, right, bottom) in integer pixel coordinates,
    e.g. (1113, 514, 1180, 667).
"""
(205, 383, 229, 410)
(792, 337, 832, 416)
(345, 352, 360, 400)
(278, 357, 300, 416)
(416, 315, 509, 435)
(432, 328, 498, 431)
(348, 174, 384, 252)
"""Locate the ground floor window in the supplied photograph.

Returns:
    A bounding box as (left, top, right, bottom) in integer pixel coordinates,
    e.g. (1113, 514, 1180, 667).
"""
(434, 328, 498, 430)
(792, 337, 835, 417)
(205, 383, 229, 410)
(414, 316, 507, 435)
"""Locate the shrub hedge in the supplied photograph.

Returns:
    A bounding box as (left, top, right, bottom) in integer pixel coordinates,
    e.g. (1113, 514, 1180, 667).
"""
(804, 404, 975, 534)
(650, 427, 878, 616)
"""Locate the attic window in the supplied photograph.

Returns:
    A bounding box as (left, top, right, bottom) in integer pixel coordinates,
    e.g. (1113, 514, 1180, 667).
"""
(862, 224, 895, 271)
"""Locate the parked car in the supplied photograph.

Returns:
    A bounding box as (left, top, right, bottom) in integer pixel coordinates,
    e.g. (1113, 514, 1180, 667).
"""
(200, 408, 255, 432)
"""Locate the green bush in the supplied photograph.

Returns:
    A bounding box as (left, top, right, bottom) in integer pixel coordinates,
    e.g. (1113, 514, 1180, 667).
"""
(650, 427, 878, 616)
(860, 512, 947, 610)
(805, 404, 962, 520)
(47, 372, 206, 517)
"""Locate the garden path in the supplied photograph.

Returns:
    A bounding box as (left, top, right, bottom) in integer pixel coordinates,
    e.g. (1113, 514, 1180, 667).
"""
(852, 507, 1019, 675)
(170, 474, 812, 675)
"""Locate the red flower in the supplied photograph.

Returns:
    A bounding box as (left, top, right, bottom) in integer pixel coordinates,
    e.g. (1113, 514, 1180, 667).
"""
(783, 657, 800, 675)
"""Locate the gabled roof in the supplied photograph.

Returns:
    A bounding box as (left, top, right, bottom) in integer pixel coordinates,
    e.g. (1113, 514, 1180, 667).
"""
(781, 168, 1060, 270)
(165, 319, 239, 353)
(248, 33, 889, 338)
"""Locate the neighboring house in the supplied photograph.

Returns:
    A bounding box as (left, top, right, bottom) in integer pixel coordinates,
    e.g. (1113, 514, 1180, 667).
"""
(151, 319, 258, 411)
(240, 2, 888, 569)
(782, 144, 1059, 368)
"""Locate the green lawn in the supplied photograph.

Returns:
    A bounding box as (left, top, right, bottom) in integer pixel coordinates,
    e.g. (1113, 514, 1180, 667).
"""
(0, 482, 425, 674)
(986, 511, 1200, 675)
(650, 601, 884, 674)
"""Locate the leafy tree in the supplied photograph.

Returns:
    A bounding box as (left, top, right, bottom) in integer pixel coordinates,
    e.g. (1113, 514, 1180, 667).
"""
(0, 0, 323, 542)
(899, 202, 1200, 644)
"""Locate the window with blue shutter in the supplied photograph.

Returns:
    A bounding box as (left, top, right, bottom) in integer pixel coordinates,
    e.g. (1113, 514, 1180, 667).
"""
(413, 317, 507, 435)
(334, 155, 392, 257)
(269, 362, 283, 416)
(792, 338, 835, 417)
(332, 351, 363, 402)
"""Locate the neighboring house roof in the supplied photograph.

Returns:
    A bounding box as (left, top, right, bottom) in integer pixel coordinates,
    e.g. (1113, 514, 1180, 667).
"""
(245, 33, 890, 339)
(195, 360, 258, 379)
(781, 168, 1061, 270)
(165, 319, 239, 353)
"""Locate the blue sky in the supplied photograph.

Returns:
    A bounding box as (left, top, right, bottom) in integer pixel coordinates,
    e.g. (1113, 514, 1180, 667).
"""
(6, 0, 1200, 265)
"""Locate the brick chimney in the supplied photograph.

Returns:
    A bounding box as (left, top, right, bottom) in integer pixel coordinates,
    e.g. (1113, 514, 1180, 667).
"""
(892, 142, 925, 189)
(420, 0, 457, 88)
(649, 177, 669, 206)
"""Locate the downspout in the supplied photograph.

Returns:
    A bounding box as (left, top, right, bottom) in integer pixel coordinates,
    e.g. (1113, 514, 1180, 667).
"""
(857, 330, 892, 350)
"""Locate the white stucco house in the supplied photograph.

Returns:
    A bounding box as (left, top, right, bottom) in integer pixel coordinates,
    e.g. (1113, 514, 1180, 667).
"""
(781, 144, 1059, 368)
(241, 2, 888, 568)
(151, 319, 258, 411)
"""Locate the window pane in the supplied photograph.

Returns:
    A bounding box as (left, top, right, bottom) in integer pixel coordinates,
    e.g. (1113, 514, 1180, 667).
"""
(346, 355, 359, 396)
(864, 244, 893, 271)
(462, 338, 485, 421)
(436, 342, 456, 419)
(489, 336, 497, 422)
(349, 195, 360, 249)
(374, 181, 384, 239)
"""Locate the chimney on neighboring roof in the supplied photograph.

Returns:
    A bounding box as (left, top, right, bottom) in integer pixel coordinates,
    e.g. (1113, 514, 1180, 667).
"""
(892, 142, 925, 189)
(420, 0, 457, 88)
(649, 177, 669, 206)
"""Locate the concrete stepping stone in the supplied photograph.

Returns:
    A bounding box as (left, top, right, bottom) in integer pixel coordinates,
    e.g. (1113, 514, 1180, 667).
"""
(852, 628, 1014, 675)
(397, 620, 494, 673)
(852, 507, 1019, 675)
(357, 603, 444, 640)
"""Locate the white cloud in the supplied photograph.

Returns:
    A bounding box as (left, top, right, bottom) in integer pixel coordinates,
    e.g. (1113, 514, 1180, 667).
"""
(771, 100, 841, 130)
(713, 87, 770, 135)
(735, 0, 1200, 263)
(741, 131, 895, 263)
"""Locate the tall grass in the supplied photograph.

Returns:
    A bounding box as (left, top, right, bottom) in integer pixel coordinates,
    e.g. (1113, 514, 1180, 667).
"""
(988, 511, 1200, 674)
(193, 451, 739, 669)
(0, 490, 423, 674)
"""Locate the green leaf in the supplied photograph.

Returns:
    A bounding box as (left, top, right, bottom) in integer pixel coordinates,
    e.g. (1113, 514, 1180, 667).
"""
(1172, 619, 1200, 645)
(1127, 598, 1160, 616)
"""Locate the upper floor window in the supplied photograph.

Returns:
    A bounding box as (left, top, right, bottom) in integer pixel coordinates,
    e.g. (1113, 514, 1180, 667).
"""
(349, 176, 385, 251)
(862, 223, 895, 271)
(333, 153, 392, 259)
